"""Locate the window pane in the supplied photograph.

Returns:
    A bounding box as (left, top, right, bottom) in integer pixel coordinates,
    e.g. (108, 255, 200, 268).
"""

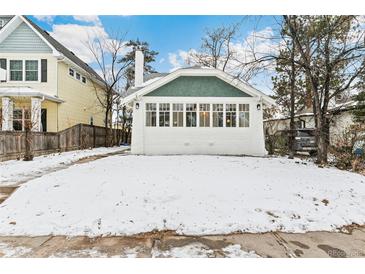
(199, 104, 210, 127)
(226, 104, 236, 127)
(173, 103, 183, 127)
(25, 60, 38, 70)
(10, 60, 22, 70)
(159, 103, 170, 127)
(213, 104, 223, 127)
(239, 104, 250, 127)
(145, 103, 156, 127)
(10, 60, 23, 81)
(25, 60, 38, 81)
(186, 104, 196, 127)
(69, 68, 74, 76)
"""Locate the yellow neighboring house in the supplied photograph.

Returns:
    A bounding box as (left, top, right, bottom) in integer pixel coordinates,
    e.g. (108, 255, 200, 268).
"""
(0, 15, 105, 132)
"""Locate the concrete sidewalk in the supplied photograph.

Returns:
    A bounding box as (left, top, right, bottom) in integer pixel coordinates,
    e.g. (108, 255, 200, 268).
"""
(1, 227, 364, 258)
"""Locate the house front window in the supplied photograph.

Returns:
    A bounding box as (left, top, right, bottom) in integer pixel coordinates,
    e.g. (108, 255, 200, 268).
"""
(226, 104, 236, 127)
(159, 103, 170, 127)
(199, 103, 210, 127)
(186, 103, 197, 127)
(25, 60, 38, 81)
(145, 103, 156, 127)
(13, 108, 30, 131)
(239, 104, 250, 127)
(173, 103, 183, 127)
(213, 104, 223, 127)
(10, 60, 23, 81)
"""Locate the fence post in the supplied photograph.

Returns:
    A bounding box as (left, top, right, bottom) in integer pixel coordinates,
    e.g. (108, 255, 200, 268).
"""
(78, 124, 82, 149)
(93, 126, 95, 148)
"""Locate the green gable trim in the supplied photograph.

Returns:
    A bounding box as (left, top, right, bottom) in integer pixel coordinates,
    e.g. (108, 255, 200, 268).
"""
(144, 76, 251, 97)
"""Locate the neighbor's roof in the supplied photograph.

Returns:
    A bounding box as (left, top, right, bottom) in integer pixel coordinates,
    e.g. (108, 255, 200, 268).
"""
(0, 87, 64, 103)
(22, 16, 104, 83)
(123, 66, 276, 106)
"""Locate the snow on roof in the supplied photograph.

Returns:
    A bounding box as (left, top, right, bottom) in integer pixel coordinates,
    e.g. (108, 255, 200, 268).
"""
(0, 87, 64, 103)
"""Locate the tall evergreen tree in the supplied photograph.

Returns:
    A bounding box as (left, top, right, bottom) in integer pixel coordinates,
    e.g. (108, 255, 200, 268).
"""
(119, 39, 159, 90)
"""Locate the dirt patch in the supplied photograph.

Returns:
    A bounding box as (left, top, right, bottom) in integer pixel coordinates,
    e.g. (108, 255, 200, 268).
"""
(317, 244, 347, 258)
(290, 241, 310, 249)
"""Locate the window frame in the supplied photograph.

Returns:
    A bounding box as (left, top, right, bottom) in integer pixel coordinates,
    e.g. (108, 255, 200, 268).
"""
(145, 103, 157, 127)
(238, 104, 250, 128)
(172, 103, 184, 127)
(8, 59, 41, 83)
(225, 103, 237, 128)
(12, 108, 31, 131)
(212, 103, 224, 127)
(25, 60, 39, 82)
(199, 103, 210, 127)
(159, 103, 170, 127)
(185, 103, 197, 127)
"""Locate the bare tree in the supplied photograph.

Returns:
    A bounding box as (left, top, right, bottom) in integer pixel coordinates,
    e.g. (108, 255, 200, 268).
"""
(188, 23, 241, 71)
(87, 32, 132, 146)
(283, 15, 365, 164)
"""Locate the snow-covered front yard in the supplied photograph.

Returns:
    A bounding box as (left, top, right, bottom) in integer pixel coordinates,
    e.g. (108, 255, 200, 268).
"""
(0, 146, 129, 186)
(0, 155, 364, 236)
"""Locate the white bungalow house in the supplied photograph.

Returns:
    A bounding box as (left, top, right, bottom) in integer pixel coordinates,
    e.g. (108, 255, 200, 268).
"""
(122, 50, 275, 156)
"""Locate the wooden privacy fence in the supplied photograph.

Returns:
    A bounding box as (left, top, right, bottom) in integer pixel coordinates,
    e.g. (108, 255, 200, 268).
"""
(0, 124, 124, 161)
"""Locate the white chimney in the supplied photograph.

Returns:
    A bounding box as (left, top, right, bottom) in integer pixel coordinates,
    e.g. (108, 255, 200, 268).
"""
(135, 49, 144, 87)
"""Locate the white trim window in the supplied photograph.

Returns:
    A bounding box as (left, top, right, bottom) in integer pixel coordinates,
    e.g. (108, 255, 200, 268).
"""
(239, 104, 250, 127)
(226, 104, 237, 127)
(9, 60, 23, 81)
(76, 72, 81, 80)
(159, 103, 170, 127)
(145, 103, 156, 127)
(199, 103, 210, 127)
(69, 68, 75, 77)
(172, 103, 183, 127)
(82, 76, 87, 84)
(186, 103, 197, 127)
(25, 60, 39, 81)
(13, 108, 30, 131)
(212, 104, 223, 127)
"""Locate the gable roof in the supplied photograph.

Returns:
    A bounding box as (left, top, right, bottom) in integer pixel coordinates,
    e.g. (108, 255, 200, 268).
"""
(0, 16, 103, 83)
(123, 67, 276, 106)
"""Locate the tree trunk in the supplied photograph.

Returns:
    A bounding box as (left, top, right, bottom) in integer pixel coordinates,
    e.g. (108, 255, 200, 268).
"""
(288, 39, 296, 159)
(23, 122, 34, 161)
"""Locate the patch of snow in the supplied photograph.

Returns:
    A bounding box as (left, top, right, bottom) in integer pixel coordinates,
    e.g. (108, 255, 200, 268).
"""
(222, 244, 260, 258)
(152, 243, 259, 258)
(0, 243, 32, 257)
(0, 146, 129, 186)
(0, 155, 364, 236)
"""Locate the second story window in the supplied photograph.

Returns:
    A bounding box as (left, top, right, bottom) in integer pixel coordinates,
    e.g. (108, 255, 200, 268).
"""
(25, 60, 38, 81)
(76, 72, 81, 80)
(82, 76, 87, 84)
(10, 60, 23, 81)
(69, 68, 74, 77)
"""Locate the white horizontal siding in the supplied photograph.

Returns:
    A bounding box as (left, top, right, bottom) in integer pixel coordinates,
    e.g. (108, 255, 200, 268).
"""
(0, 22, 52, 53)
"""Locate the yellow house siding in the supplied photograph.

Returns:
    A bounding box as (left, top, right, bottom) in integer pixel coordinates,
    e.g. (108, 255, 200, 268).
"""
(57, 62, 104, 131)
(41, 100, 58, 132)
